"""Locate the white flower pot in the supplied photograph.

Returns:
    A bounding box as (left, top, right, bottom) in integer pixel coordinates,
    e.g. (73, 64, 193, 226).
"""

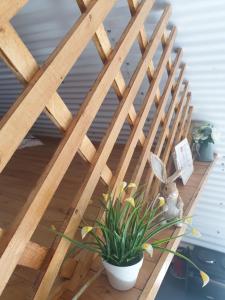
(102, 257, 143, 291)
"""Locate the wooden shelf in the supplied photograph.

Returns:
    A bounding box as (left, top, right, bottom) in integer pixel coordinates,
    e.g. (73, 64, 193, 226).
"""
(72, 159, 215, 300)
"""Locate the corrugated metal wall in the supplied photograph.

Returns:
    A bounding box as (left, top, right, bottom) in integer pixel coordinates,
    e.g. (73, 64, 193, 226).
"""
(0, 0, 225, 252)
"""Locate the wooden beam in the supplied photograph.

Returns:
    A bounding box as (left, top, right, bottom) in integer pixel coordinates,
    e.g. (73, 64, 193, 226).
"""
(0, 23, 112, 185)
(0, 0, 117, 294)
(32, 2, 167, 299)
(0, 0, 28, 24)
(0, 0, 154, 296)
(183, 106, 193, 138)
(112, 32, 180, 190)
(130, 48, 182, 187)
(175, 93, 192, 144)
(144, 67, 186, 198)
(0, 0, 116, 173)
(75, 1, 170, 153)
(149, 86, 190, 199)
(0, 228, 47, 270)
(139, 159, 216, 300)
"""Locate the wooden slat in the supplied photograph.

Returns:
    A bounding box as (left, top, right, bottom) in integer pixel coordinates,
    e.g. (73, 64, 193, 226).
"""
(112, 33, 180, 190)
(33, 5, 171, 298)
(143, 70, 186, 198)
(0, 0, 28, 24)
(139, 159, 216, 300)
(164, 91, 191, 163)
(0, 0, 117, 294)
(76, 1, 171, 160)
(149, 86, 190, 199)
(175, 92, 192, 144)
(129, 49, 182, 187)
(61, 25, 177, 295)
(183, 106, 193, 138)
(0, 228, 47, 270)
(128, 0, 172, 110)
(0, 23, 112, 185)
(0, 0, 154, 297)
(0, 0, 116, 173)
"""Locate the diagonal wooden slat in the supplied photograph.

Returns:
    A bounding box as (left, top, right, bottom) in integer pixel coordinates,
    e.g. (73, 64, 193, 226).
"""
(149, 87, 191, 199)
(128, 0, 172, 110)
(0, 0, 117, 294)
(144, 81, 188, 198)
(0, 0, 154, 297)
(0, 0, 116, 173)
(0, 227, 47, 270)
(0, 22, 113, 185)
(76, 0, 170, 155)
(0, 0, 28, 25)
(174, 92, 192, 144)
(60, 25, 177, 295)
(112, 33, 180, 191)
(143, 71, 186, 198)
(183, 106, 193, 138)
(32, 7, 172, 300)
(129, 48, 183, 186)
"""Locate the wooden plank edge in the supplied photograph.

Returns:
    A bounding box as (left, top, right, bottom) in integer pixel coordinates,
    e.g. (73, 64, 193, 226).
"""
(139, 157, 217, 300)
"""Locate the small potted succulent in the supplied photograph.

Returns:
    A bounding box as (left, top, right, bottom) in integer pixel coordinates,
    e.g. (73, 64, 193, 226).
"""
(51, 182, 209, 291)
(192, 123, 215, 162)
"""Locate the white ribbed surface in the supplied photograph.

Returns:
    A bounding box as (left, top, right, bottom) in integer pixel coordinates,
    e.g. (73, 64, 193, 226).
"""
(0, 0, 225, 252)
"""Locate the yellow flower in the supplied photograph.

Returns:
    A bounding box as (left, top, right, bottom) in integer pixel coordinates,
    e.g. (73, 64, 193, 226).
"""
(119, 181, 127, 192)
(158, 197, 165, 208)
(185, 216, 193, 225)
(142, 243, 154, 257)
(192, 228, 202, 238)
(102, 193, 109, 202)
(200, 271, 210, 287)
(125, 197, 135, 207)
(127, 182, 137, 189)
(81, 226, 93, 239)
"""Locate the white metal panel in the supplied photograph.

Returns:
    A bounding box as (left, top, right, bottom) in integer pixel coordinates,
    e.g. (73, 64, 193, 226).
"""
(0, 0, 225, 252)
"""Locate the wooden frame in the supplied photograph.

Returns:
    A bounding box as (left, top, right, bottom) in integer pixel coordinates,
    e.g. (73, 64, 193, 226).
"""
(0, 1, 195, 299)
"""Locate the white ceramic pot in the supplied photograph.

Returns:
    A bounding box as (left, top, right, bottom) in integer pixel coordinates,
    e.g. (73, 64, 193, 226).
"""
(102, 257, 143, 291)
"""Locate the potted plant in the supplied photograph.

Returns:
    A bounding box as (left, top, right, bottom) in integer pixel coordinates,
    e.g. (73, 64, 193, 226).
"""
(192, 123, 215, 162)
(51, 182, 209, 291)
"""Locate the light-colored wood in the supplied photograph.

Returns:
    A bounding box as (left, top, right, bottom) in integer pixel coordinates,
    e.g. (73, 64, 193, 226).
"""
(149, 84, 190, 199)
(0, 228, 46, 270)
(0, 0, 28, 24)
(0, 0, 117, 294)
(33, 4, 167, 297)
(130, 49, 182, 187)
(139, 159, 216, 300)
(143, 71, 186, 198)
(0, 0, 116, 173)
(77, 0, 156, 148)
(0, 23, 112, 185)
(0, 1, 201, 299)
(175, 93, 192, 144)
(113, 32, 179, 190)
(183, 106, 194, 138)
(61, 23, 176, 295)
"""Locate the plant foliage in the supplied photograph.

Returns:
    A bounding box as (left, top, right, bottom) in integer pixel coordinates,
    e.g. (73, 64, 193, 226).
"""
(51, 182, 209, 287)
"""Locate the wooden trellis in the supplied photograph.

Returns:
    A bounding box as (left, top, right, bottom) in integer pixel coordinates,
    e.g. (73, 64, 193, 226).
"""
(0, 0, 193, 299)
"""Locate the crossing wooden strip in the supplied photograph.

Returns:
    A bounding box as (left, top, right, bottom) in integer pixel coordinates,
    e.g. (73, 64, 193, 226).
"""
(0, 0, 116, 173)
(0, 0, 28, 24)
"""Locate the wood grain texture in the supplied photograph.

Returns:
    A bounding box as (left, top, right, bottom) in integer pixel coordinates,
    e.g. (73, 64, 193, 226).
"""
(0, 1, 202, 299)
(0, 0, 28, 24)
(0, 22, 112, 185)
(0, 0, 116, 173)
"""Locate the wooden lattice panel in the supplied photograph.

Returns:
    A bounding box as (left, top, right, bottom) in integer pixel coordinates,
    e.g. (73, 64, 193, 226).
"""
(0, 0, 193, 299)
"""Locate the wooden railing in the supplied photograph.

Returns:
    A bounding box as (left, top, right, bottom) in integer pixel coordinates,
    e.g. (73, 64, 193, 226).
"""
(0, 0, 193, 299)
